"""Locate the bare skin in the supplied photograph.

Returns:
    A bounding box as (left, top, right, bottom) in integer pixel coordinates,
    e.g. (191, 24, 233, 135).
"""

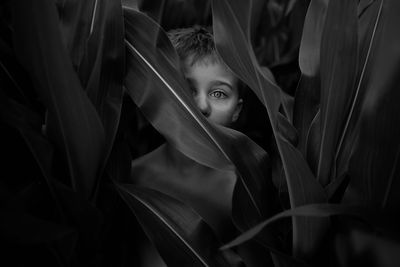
(130, 59, 243, 266)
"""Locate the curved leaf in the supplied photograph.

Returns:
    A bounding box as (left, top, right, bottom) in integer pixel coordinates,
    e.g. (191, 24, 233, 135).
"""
(124, 8, 273, 227)
(57, 0, 97, 71)
(116, 183, 231, 267)
(293, 74, 320, 157)
(77, 0, 125, 199)
(212, 0, 327, 258)
(317, 0, 358, 186)
(344, 0, 400, 211)
(298, 0, 329, 76)
(0, 209, 74, 244)
(0, 96, 65, 220)
(11, 0, 105, 198)
(332, 0, 383, 196)
(222, 203, 372, 250)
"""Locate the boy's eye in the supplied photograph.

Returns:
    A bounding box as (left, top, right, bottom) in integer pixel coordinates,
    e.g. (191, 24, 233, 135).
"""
(210, 90, 227, 99)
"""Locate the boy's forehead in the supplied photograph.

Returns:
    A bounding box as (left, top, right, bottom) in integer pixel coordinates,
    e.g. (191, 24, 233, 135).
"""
(183, 57, 239, 89)
(183, 53, 220, 67)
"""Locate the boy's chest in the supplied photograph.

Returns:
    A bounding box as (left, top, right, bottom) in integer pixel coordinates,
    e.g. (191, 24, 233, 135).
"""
(139, 164, 237, 240)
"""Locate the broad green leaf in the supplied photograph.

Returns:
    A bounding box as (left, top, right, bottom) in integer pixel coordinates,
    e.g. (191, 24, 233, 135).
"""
(212, 0, 327, 258)
(317, 0, 358, 186)
(298, 0, 329, 76)
(124, 8, 273, 227)
(343, 0, 400, 211)
(11, 0, 105, 198)
(116, 183, 232, 267)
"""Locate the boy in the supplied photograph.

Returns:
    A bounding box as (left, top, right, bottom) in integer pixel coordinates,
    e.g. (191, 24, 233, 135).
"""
(130, 25, 244, 266)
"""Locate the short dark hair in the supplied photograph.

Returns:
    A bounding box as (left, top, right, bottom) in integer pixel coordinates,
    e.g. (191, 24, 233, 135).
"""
(167, 25, 220, 66)
(167, 25, 245, 100)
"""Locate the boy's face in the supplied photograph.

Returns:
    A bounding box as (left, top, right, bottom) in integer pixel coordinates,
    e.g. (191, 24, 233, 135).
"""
(183, 57, 243, 127)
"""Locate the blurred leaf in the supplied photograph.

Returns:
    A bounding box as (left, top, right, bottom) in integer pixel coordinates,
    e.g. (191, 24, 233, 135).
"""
(298, 0, 328, 76)
(137, 0, 166, 24)
(0, 209, 74, 244)
(358, 0, 376, 17)
(336, 228, 400, 267)
(293, 75, 320, 156)
(51, 180, 103, 255)
(317, 0, 358, 186)
(11, 0, 105, 198)
(77, 0, 125, 198)
(212, 0, 327, 258)
(124, 8, 275, 231)
(57, 0, 97, 71)
(344, 0, 400, 211)
(0, 96, 66, 220)
(116, 183, 232, 266)
(305, 111, 321, 176)
(222, 203, 371, 250)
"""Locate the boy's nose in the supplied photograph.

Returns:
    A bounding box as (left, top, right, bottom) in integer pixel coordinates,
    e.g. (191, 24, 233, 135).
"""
(194, 94, 211, 117)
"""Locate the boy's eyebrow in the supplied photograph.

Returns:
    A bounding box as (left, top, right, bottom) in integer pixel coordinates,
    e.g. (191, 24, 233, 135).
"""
(184, 77, 234, 90)
(210, 80, 233, 90)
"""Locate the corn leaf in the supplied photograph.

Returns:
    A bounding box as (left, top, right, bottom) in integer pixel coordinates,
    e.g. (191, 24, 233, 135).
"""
(358, 0, 376, 17)
(59, 0, 125, 178)
(124, 8, 274, 228)
(0, 95, 65, 219)
(10, 0, 105, 198)
(77, 0, 125, 196)
(327, 0, 384, 198)
(116, 183, 232, 267)
(317, 0, 358, 186)
(212, 0, 327, 258)
(343, 0, 400, 211)
(336, 228, 400, 267)
(222, 203, 371, 250)
(298, 0, 329, 76)
(0, 209, 74, 244)
(57, 0, 97, 71)
(293, 75, 320, 157)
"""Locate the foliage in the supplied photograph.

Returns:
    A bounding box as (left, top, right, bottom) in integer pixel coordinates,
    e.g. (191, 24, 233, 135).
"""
(1, 0, 400, 266)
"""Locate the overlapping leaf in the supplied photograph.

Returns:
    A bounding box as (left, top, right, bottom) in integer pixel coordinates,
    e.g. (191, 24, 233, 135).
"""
(11, 0, 105, 198)
(124, 8, 274, 229)
(212, 0, 327, 258)
(78, 0, 125, 199)
(298, 0, 329, 76)
(57, 0, 97, 71)
(222, 203, 371, 250)
(327, 0, 384, 198)
(344, 0, 400, 211)
(116, 183, 232, 267)
(58, 0, 125, 183)
(317, 0, 358, 187)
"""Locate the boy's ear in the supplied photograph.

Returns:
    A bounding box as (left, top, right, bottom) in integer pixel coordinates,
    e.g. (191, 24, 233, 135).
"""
(232, 98, 243, 123)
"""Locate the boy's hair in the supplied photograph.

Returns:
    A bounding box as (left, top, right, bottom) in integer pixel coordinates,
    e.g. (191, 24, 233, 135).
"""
(167, 25, 220, 66)
(167, 25, 246, 100)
